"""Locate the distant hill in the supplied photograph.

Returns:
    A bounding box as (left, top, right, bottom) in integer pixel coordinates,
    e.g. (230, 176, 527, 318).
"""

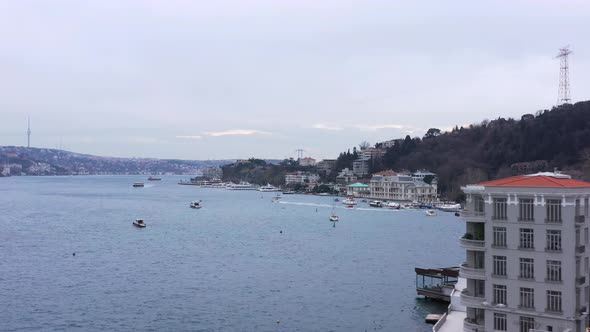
(0, 146, 232, 176)
(371, 101, 590, 199)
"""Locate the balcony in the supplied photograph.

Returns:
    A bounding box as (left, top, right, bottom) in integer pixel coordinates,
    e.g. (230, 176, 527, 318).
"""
(463, 318, 485, 332)
(460, 262, 485, 280)
(577, 245, 585, 255)
(460, 237, 485, 251)
(544, 218, 563, 224)
(460, 210, 486, 222)
(576, 215, 586, 225)
(460, 289, 485, 308)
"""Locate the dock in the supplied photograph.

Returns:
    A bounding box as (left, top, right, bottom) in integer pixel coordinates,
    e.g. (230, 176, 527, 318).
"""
(415, 266, 459, 302)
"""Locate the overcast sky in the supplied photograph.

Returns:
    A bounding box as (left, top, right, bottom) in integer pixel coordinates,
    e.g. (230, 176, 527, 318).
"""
(1, 1, 588, 160)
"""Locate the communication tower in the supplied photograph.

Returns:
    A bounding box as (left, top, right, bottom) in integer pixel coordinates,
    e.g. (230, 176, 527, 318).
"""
(555, 46, 572, 105)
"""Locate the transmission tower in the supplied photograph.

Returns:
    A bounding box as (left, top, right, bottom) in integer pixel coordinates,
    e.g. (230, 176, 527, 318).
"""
(295, 149, 304, 160)
(555, 46, 572, 105)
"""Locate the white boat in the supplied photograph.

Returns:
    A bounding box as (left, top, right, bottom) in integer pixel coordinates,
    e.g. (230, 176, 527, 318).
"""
(133, 219, 146, 227)
(425, 210, 437, 216)
(190, 200, 202, 209)
(258, 184, 281, 192)
(329, 215, 339, 222)
(369, 200, 384, 207)
(226, 182, 259, 190)
(387, 202, 401, 209)
(438, 203, 462, 212)
(342, 196, 357, 205)
(133, 182, 144, 187)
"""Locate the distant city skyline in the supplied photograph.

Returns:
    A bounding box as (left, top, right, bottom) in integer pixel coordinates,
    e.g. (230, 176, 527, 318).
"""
(1, 1, 589, 160)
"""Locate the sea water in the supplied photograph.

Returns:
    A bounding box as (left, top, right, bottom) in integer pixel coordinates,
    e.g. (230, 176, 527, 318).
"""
(0, 176, 463, 331)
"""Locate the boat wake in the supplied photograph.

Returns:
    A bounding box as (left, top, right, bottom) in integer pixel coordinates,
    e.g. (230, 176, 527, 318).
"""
(278, 201, 332, 208)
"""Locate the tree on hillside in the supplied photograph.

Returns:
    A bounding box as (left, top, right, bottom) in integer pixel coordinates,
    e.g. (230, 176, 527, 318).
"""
(359, 141, 371, 150)
(424, 128, 441, 139)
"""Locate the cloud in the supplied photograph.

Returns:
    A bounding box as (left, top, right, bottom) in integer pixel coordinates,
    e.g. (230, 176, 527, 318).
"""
(356, 124, 416, 131)
(311, 123, 344, 131)
(203, 129, 271, 137)
(175, 135, 202, 139)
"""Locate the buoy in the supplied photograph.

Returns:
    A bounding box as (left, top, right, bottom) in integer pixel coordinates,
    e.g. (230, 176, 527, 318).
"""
(280, 230, 283, 234)
(72, 252, 75, 256)
(276, 320, 280, 324)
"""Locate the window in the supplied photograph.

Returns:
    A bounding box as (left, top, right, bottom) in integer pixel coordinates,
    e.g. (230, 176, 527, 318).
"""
(520, 316, 535, 332)
(474, 195, 485, 213)
(519, 258, 534, 279)
(519, 228, 534, 249)
(493, 198, 508, 220)
(546, 290, 562, 312)
(493, 227, 507, 247)
(546, 230, 562, 252)
(494, 312, 507, 331)
(519, 198, 534, 221)
(547, 260, 562, 282)
(494, 256, 507, 276)
(519, 287, 534, 308)
(546, 199, 562, 223)
(493, 284, 507, 305)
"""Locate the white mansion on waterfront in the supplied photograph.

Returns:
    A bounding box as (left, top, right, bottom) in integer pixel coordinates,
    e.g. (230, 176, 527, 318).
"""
(438, 172, 590, 332)
(369, 170, 438, 201)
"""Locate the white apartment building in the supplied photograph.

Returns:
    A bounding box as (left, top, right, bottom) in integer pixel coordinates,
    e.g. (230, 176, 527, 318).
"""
(369, 170, 437, 201)
(285, 171, 320, 185)
(353, 157, 370, 177)
(459, 172, 590, 332)
(299, 157, 316, 167)
(336, 168, 357, 184)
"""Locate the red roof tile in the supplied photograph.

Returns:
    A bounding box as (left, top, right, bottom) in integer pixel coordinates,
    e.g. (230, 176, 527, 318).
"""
(477, 174, 590, 188)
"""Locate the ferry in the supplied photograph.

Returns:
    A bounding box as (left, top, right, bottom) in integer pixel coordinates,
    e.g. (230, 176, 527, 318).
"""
(226, 182, 259, 190)
(147, 176, 161, 181)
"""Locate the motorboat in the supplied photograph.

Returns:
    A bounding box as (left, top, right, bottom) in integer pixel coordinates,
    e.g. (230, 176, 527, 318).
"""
(190, 200, 202, 209)
(334, 198, 339, 202)
(272, 194, 281, 202)
(425, 210, 437, 216)
(133, 219, 146, 227)
(369, 200, 384, 207)
(147, 176, 161, 181)
(329, 215, 339, 222)
(342, 196, 357, 205)
(387, 202, 401, 209)
(438, 203, 462, 212)
(282, 190, 296, 195)
(133, 182, 144, 187)
(258, 184, 281, 192)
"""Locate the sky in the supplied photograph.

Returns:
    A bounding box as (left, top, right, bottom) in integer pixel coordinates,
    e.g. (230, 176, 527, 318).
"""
(1, 1, 589, 160)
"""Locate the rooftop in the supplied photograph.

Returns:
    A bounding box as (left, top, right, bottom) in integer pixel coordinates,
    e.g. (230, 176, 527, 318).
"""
(476, 172, 590, 188)
(347, 182, 369, 188)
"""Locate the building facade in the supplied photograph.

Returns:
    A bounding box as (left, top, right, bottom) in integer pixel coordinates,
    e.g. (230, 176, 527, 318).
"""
(369, 170, 437, 201)
(353, 157, 370, 177)
(336, 168, 357, 184)
(460, 172, 590, 332)
(299, 157, 316, 167)
(285, 171, 320, 185)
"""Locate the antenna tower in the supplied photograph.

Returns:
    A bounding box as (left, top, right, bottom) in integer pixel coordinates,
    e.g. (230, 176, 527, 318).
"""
(555, 46, 572, 105)
(27, 117, 31, 148)
(295, 149, 304, 160)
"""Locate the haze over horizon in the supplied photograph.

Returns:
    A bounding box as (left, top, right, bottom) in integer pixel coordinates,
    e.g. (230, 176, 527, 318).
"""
(1, 1, 589, 160)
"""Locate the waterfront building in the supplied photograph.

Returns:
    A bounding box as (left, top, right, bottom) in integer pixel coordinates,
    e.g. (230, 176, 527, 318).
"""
(411, 170, 436, 181)
(369, 170, 437, 201)
(299, 157, 316, 167)
(285, 171, 320, 185)
(336, 168, 357, 184)
(457, 172, 590, 332)
(346, 182, 370, 197)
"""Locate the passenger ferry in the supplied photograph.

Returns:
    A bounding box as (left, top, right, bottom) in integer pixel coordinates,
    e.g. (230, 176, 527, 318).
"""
(226, 182, 259, 190)
(258, 184, 281, 192)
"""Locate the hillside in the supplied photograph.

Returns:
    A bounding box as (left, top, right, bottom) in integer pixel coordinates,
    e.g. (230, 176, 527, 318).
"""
(372, 101, 590, 199)
(0, 146, 230, 176)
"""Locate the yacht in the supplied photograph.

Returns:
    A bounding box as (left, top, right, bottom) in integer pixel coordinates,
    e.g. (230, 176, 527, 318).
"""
(342, 196, 357, 205)
(133, 219, 146, 228)
(258, 184, 281, 192)
(226, 182, 259, 190)
(369, 200, 384, 207)
(387, 202, 401, 209)
(190, 200, 202, 209)
(437, 203, 462, 212)
(133, 182, 144, 188)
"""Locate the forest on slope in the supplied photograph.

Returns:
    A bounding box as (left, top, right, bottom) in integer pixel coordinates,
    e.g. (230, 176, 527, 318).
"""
(368, 101, 590, 199)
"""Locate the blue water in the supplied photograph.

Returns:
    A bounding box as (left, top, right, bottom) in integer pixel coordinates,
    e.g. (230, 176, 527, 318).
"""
(0, 176, 463, 331)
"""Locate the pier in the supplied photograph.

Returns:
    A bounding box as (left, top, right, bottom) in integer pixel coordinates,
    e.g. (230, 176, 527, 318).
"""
(415, 266, 458, 302)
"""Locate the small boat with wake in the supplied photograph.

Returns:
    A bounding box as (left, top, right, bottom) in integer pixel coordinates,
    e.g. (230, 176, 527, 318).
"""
(425, 210, 437, 216)
(133, 182, 144, 188)
(190, 200, 202, 209)
(133, 219, 146, 228)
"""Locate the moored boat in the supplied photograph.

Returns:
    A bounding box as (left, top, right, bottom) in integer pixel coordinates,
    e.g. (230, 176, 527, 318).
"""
(387, 201, 401, 209)
(369, 200, 384, 207)
(133, 219, 146, 227)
